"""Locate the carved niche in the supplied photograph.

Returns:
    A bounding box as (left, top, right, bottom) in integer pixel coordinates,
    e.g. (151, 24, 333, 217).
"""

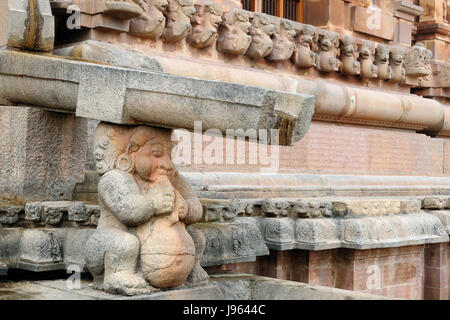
(85, 123, 208, 295)
(404, 42, 432, 77)
(339, 35, 360, 76)
(187, 2, 223, 49)
(217, 9, 252, 56)
(375, 44, 393, 80)
(266, 19, 296, 62)
(163, 0, 196, 43)
(389, 46, 406, 83)
(129, 0, 168, 39)
(291, 24, 317, 68)
(245, 12, 275, 60)
(317, 31, 341, 72)
(359, 40, 378, 79)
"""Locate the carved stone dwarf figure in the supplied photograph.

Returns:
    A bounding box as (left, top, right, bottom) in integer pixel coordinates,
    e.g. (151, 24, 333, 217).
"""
(188, 2, 223, 49)
(129, 0, 168, 39)
(389, 46, 406, 83)
(339, 35, 360, 76)
(217, 10, 252, 56)
(291, 24, 318, 68)
(375, 44, 393, 80)
(266, 19, 296, 62)
(359, 40, 377, 79)
(317, 31, 341, 72)
(245, 12, 275, 60)
(85, 123, 207, 295)
(163, 0, 196, 43)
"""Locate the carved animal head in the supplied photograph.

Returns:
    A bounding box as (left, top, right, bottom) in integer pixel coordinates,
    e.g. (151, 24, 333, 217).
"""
(376, 44, 390, 63)
(404, 43, 433, 76)
(267, 19, 295, 61)
(341, 35, 356, 56)
(390, 46, 405, 66)
(188, 2, 223, 48)
(246, 13, 274, 59)
(297, 24, 316, 48)
(318, 31, 338, 52)
(359, 40, 375, 59)
(94, 123, 177, 183)
(217, 9, 252, 55)
(129, 0, 168, 39)
(163, 0, 196, 43)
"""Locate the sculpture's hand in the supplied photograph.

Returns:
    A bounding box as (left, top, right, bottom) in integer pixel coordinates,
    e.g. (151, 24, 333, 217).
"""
(149, 182, 176, 216)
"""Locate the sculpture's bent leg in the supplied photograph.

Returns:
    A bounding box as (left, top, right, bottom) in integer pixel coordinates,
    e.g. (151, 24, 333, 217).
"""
(85, 228, 151, 295)
(186, 226, 209, 285)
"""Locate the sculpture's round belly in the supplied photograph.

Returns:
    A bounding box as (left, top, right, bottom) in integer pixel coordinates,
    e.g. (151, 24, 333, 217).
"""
(138, 217, 195, 288)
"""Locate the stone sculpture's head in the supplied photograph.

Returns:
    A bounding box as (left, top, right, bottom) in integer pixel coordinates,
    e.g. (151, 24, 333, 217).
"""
(405, 43, 432, 76)
(129, 0, 168, 39)
(390, 46, 405, 66)
(163, 0, 196, 43)
(246, 12, 275, 59)
(217, 9, 252, 55)
(267, 19, 296, 61)
(94, 124, 176, 183)
(341, 35, 356, 57)
(318, 31, 338, 52)
(297, 24, 316, 48)
(188, 2, 223, 48)
(359, 40, 375, 59)
(376, 44, 390, 63)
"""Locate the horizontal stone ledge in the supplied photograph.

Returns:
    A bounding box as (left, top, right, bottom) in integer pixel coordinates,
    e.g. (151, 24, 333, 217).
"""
(256, 214, 449, 251)
(183, 172, 450, 198)
(0, 219, 269, 273)
(0, 50, 314, 146)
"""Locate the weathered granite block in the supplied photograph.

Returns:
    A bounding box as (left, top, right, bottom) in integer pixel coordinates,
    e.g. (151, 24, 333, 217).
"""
(0, 107, 87, 202)
(0, 0, 54, 51)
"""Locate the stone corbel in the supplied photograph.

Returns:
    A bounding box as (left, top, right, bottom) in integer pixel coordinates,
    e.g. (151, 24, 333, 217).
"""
(245, 12, 275, 60)
(187, 2, 223, 49)
(317, 31, 341, 73)
(162, 0, 196, 43)
(291, 24, 318, 68)
(266, 19, 296, 62)
(359, 40, 378, 79)
(217, 9, 252, 56)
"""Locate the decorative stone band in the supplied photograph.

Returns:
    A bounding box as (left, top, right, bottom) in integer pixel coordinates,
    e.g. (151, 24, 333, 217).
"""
(258, 214, 449, 251)
(0, 50, 314, 146)
(0, 220, 269, 274)
(1, 198, 449, 273)
(43, 1, 436, 85)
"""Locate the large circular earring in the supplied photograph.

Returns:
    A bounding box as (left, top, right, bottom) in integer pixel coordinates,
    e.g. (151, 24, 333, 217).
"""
(116, 153, 134, 173)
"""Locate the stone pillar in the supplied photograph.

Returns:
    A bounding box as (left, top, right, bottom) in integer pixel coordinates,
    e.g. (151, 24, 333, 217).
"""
(0, 106, 87, 202)
(424, 243, 449, 300)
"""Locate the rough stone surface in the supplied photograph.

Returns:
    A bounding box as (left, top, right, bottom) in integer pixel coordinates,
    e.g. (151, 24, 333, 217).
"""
(0, 0, 54, 51)
(0, 106, 87, 202)
(210, 274, 394, 300)
(0, 275, 392, 300)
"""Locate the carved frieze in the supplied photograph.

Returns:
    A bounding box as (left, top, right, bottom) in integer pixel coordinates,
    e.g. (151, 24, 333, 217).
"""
(245, 13, 275, 60)
(317, 31, 341, 72)
(339, 35, 360, 76)
(375, 44, 393, 80)
(266, 19, 296, 62)
(217, 9, 252, 55)
(359, 40, 377, 79)
(188, 2, 223, 48)
(162, 0, 196, 43)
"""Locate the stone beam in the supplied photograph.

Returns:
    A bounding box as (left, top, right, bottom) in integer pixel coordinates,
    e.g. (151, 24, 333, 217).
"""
(0, 0, 54, 52)
(0, 50, 314, 146)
